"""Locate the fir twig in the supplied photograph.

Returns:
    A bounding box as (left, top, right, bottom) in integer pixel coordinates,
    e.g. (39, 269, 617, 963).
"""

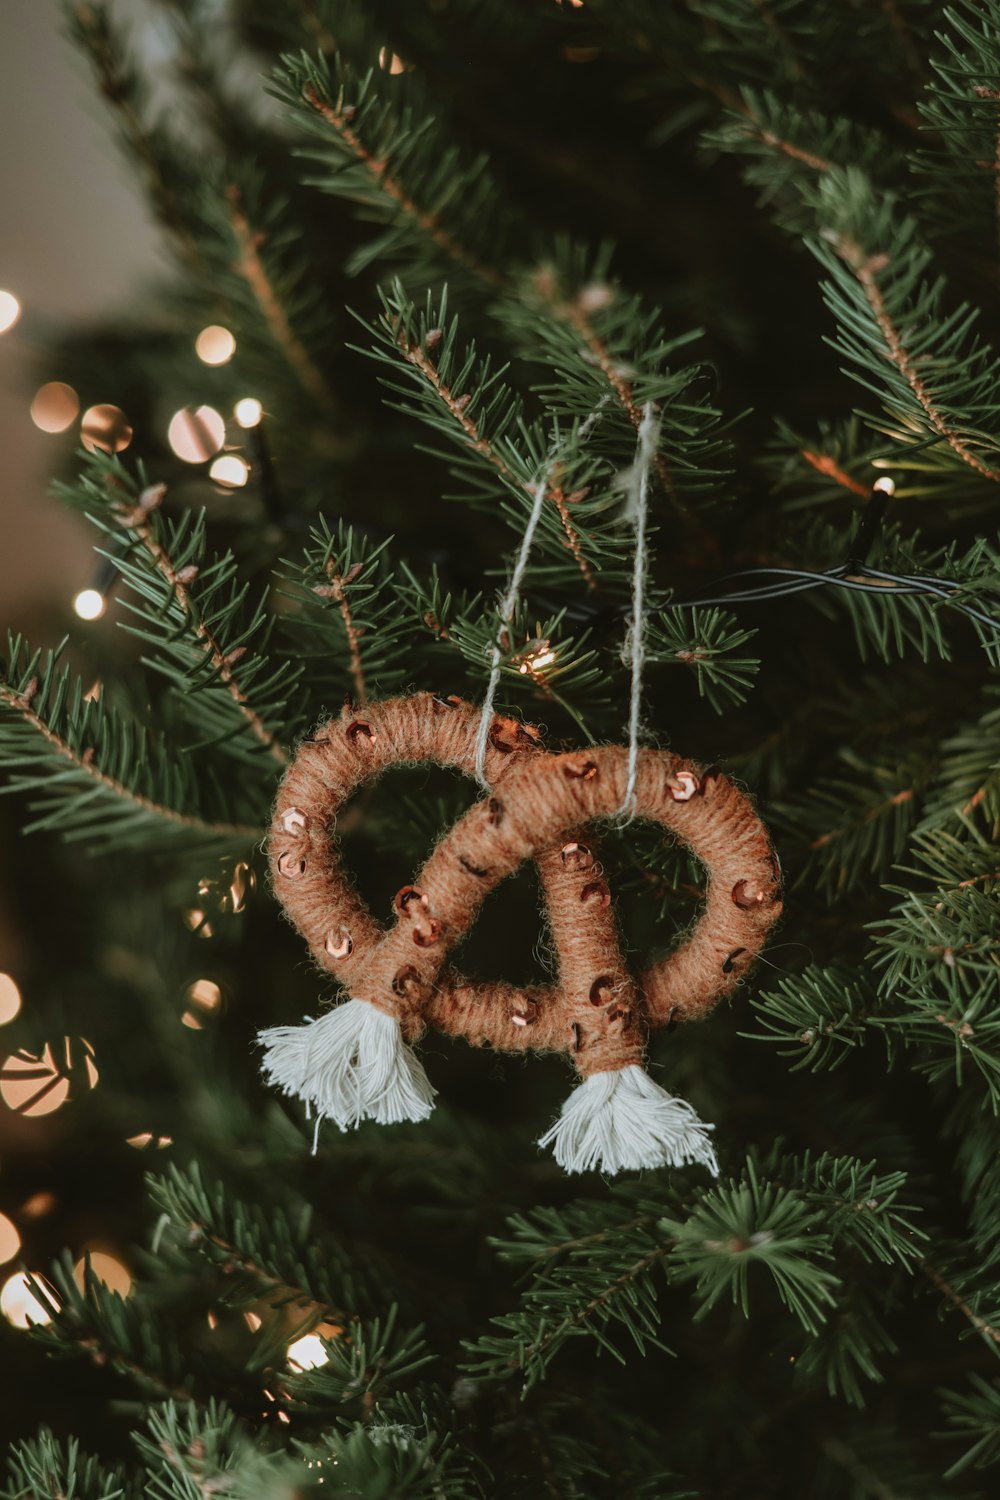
(130, 510, 289, 765)
(225, 182, 337, 412)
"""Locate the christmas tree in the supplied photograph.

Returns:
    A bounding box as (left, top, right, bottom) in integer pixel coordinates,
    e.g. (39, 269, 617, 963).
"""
(2, 1, 1000, 1494)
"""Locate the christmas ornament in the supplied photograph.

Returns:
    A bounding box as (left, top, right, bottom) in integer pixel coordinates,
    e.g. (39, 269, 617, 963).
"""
(259, 694, 781, 1175)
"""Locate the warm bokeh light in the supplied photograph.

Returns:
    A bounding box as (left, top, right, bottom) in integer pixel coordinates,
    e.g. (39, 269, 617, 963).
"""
(378, 47, 407, 73)
(183, 906, 214, 939)
(287, 1333, 329, 1371)
(81, 403, 133, 454)
(125, 1131, 173, 1150)
(31, 381, 80, 434)
(73, 588, 106, 622)
(244, 1311, 262, 1332)
(73, 1248, 132, 1298)
(0, 1272, 52, 1328)
(0, 1038, 98, 1117)
(0, 290, 21, 335)
(209, 454, 250, 488)
(0, 1214, 21, 1264)
(195, 325, 236, 365)
(233, 397, 262, 428)
(182, 978, 222, 1030)
(187, 978, 222, 1011)
(0, 974, 22, 1025)
(873, 475, 897, 495)
(168, 405, 225, 463)
(227, 861, 254, 914)
(19, 1192, 56, 1220)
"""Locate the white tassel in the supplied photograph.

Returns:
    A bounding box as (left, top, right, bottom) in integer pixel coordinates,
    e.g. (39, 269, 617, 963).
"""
(258, 999, 436, 1133)
(538, 1065, 719, 1177)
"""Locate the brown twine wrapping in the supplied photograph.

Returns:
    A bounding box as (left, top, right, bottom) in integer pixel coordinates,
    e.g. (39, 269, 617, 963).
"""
(269, 694, 781, 1080)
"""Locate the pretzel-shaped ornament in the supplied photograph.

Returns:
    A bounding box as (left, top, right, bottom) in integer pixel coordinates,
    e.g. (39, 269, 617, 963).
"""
(259, 694, 781, 1175)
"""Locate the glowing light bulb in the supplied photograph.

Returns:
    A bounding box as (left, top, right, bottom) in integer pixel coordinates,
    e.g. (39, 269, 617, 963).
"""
(872, 475, 896, 495)
(73, 1249, 132, 1297)
(168, 405, 225, 463)
(81, 404, 132, 454)
(0, 1272, 52, 1328)
(518, 641, 557, 675)
(31, 382, 79, 433)
(233, 397, 262, 428)
(0, 291, 21, 335)
(209, 454, 250, 488)
(0, 974, 21, 1024)
(0, 1215, 21, 1264)
(287, 1333, 329, 1371)
(73, 588, 106, 622)
(195, 325, 236, 365)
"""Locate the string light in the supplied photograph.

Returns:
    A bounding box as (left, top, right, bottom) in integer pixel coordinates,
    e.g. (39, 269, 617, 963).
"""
(0, 1038, 98, 1117)
(0, 1272, 52, 1328)
(0, 1215, 21, 1264)
(287, 1333, 330, 1371)
(31, 382, 79, 433)
(233, 397, 262, 428)
(73, 588, 106, 622)
(378, 48, 407, 73)
(19, 1192, 55, 1220)
(182, 978, 222, 1029)
(872, 476, 896, 495)
(0, 290, 21, 335)
(518, 641, 557, 675)
(195, 325, 236, 365)
(73, 1248, 132, 1297)
(81, 404, 132, 454)
(0, 974, 22, 1025)
(209, 454, 250, 488)
(125, 1131, 173, 1149)
(168, 405, 225, 463)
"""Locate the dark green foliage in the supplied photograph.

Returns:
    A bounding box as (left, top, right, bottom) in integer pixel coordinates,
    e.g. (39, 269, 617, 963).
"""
(3, 0, 1000, 1495)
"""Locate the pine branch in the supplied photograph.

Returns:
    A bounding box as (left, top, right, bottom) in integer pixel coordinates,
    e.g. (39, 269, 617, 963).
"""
(812, 169, 1000, 496)
(870, 831, 1000, 1102)
(65, 1, 200, 263)
(148, 1162, 391, 1324)
(361, 285, 616, 593)
(745, 965, 881, 1071)
(134, 1400, 301, 1499)
(648, 606, 759, 711)
(26, 1256, 194, 1404)
(915, 1, 1000, 253)
(2, 1430, 131, 1500)
(280, 520, 413, 713)
(272, 50, 512, 286)
(0, 636, 258, 853)
(285, 1306, 434, 1417)
(55, 452, 294, 768)
(225, 181, 338, 412)
(921, 1258, 1000, 1348)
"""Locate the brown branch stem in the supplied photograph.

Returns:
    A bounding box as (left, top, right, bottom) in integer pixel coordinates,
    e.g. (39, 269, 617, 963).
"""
(132, 521, 288, 765)
(839, 242, 1000, 483)
(319, 562, 367, 705)
(527, 1247, 665, 1366)
(225, 185, 337, 413)
(0, 682, 259, 840)
(303, 84, 504, 288)
(396, 335, 598, 591)
(921, 1259, 1000, 1346)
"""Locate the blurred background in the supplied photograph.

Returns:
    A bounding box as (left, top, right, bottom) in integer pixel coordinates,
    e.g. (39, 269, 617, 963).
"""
(1, 2, 165, 630)
(0, 0, 168, 1439)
